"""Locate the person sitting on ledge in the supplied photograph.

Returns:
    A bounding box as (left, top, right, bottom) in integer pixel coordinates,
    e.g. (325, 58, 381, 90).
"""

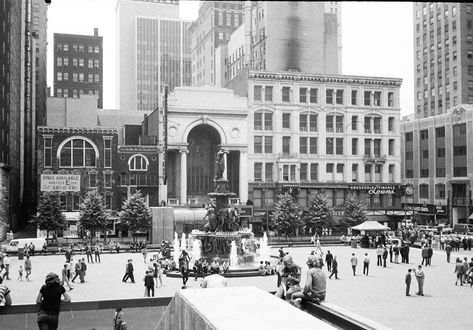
(258, 261, 267, 276)
(291, 255, 326, 308)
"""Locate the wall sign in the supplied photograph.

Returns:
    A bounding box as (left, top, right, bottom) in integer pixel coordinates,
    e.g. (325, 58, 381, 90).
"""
(349, 184, 399, 195)
(41, 174, 81, 192)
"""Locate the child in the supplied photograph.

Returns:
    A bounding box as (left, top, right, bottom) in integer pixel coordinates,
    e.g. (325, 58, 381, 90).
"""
(18, 265, 23, 281)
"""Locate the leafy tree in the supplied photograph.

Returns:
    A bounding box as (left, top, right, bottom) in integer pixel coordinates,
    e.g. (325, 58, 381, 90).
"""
(34, 193, 66, 240)
(342, 192, 367, 228)
(302, 192, 332, 235)
(119, 190, 152, 241)
(271, 192, 302, 238)
(79, 188, 108, 243)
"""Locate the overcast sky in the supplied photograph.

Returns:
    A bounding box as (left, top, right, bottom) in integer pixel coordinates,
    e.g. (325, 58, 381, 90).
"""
(47, 0, 413, 116)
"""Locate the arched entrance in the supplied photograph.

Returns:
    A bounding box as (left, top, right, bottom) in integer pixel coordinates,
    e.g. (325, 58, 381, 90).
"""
(187, 125, 221, 196)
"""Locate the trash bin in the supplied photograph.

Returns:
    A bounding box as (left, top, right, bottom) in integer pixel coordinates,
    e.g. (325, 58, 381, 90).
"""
(18, 248, 24, 260)
(351, 239, 358, 248)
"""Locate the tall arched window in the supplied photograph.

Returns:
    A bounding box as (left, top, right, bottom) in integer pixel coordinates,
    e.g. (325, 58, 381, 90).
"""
(128, 154, 149, 171)
(59, 137, 97, 167)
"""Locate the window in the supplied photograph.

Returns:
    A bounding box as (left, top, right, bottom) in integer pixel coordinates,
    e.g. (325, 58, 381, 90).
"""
(89, 172, 97, 188)
(254, 85, 262, 101)
(352, 138, 358, 155)
(388, 139, 395, 156)
(437, 148, 445, 157)
(105, 194, 112, 210)
(265, 86, 273, 102)
(94, 46, 99, 53)
(364, 139, 371, 157)
(326, 138, 334, 155)
(282, 87, 290, 102)
(309, 137, 317, 154)
(405, 132, 413, 142)
(79, 73, 84, 82)
(310, 164, 318, 181)
(336, 90, 344, 105)
(72, 58, 78, 67)
(453, 146, 467, 156)
(335, 138, 343, 155)
(299, 114, 307, 131)
(59, 138, 97, 167)
(73, 73, 78, 82)
(388, 92, 394, 107)
(265, 163, 273, 181)
(364, 164, 372, 182)
(350, 116, 358, 130)
(373, 117, 381, 133)
(374, 164, 382, 182)
(300, 163, 308, 181)
(374, 139, 381, 157)
(351, 90, 357, 105)
(264, 112, 273, 130)
(264, 136, 272, 153)
(435, 184, 446, 199)
(373, 91, 381, 106)
(57, 72, 62, 81)
(326, 115, 334, 132)
(72, 89, 78, 98)
(299, 88, 307, 103)
(79, 59, 84, 67)
(63, 44, 68, 51)
(128, 154, 149, 171)
(364, 91, 371, 105)
(352, 164, 358, 182)
(326, 89, 334, 104)
(364, 117, 371, 133)
(419, 184, 429, 199)
(388, 117, 394, 132)
(388, 164, 394, 183)
(309, 88, 318, 103)
(420, 130, 428, 140)
(282, 113, 291, 129)
(104, 138, 112, 168)
(309, 114, 317, 132)
(63, 72, 68, 81)
(300, 137, 308, 154)
(254, 163, 262, 181)
(104, 173, 112, 188)
(88, 74, 93, 82)
(44, 136, 52, 167)
(94, 74, 100, 83)
(282, 137, 291, 154)
(57, 57, 62, 66)
(94, 60, 100, 69)
(254, 136, 262, 153)
(336, 116, 343, 132)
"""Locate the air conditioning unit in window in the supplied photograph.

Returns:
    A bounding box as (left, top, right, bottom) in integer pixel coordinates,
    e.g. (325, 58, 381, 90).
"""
(167, 199, 179, 206)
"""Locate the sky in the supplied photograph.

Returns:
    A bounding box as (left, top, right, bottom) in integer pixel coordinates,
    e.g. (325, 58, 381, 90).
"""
(46, 0, 414, 116)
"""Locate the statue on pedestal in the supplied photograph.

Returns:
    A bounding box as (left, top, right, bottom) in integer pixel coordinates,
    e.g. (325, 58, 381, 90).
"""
(215, 147, 228, 180)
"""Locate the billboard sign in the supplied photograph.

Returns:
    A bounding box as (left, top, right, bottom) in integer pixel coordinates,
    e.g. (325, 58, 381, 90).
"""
(41, 174, 81, 192)
(234, 205, 253, 217)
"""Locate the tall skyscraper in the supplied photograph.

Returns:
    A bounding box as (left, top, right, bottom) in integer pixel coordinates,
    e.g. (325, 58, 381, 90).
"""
(189, 1, 244, 87)
(53, 29, 103, 108)
(32, 0, 48, 127)
(0, 0, 46, 238)
(116, 0, 192, 111)
(413, 3, 473, 119)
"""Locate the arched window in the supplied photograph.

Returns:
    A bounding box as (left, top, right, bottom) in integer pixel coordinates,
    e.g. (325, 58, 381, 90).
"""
(58, 137, 97, 167)
(128, 154, 149, 171)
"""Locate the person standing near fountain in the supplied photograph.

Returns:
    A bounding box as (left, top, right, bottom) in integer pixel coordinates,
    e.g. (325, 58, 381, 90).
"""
(180, 261, 190, 287)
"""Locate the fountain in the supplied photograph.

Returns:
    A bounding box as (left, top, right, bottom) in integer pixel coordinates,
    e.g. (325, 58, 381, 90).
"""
(259, 232, 270, 262)
(173, 232, 180, 266)
(191, 239, 202, 261)
(230, 241, 238, 267)
(180, 233, 187, 252)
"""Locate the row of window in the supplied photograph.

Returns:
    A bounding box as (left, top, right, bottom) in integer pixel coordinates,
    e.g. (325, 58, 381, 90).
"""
(254, 111, 396, 134)
(56, 57, 100, 69)
(253, 163, 396, 183)
(57, 192, 112, 211)
(56, 88, 100, 99)
(418, 183, 446, 200)
(56, 72, 100, 83)
(56, 43, 100, 54)
(253, 85, 395, 107)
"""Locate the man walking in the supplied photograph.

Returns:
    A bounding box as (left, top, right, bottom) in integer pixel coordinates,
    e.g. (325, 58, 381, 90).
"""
(350, 253, 358, 276)
(24, 256, 32, 281)
(71, 259, 81, 283)
(86, 244, 94, 263)
(328, 256, 338, 279)
(405, 244, 410, 264)
(325, 251, 333, 272)
(3, 255, 10, 280)
(421, 245, 428, 266)
(376, 246, 383, 266)
(94, 243, 101, 263)
(389, 244, 393, 263)
(144, 270, 155, 297)
(382, 246, 388, 268)
(80, 258, 87, 283)
(362, 253, 370, 276)
(405, 269, 412, 296)
(123, 259, 135, 283)
(414, 265, 425, 296)
(445, 243, 452, 263)
(427, 245, 433, 266)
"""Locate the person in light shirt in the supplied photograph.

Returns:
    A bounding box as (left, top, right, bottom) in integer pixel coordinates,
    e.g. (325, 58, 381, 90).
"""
(201, 268, 228, 288)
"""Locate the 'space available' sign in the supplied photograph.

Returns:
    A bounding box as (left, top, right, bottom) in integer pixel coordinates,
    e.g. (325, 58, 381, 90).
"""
(41, 174, 81, 192)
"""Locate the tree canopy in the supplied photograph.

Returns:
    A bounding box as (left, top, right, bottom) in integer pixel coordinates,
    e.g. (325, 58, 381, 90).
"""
(302, 192, 332, 235)
(35, 193, 66, 239)
(79, 189, 109, 240)
(119, 190, 152, 241)
(342, 192, 368, 228)
(271, 192, 302, 237)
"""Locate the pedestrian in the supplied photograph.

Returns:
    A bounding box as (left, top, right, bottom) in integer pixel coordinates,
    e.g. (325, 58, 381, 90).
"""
(362, 253, 370, 276)
(325, 250, 333, 272)
(454, 258, 464, 286)
(65, 247, 72, 263)
(389, 244, 393, 263)
(36, 272, 71, 330)
(405, 269, 412, 296)
(181, 260, 190, 287)
(445, 243, 452, 263)
(275, 259, 283, 286)
(3, 255, 10, 280)
(350, 253, 358, 276)
(376, 246, 383, 266)
(86, 244, 94, 263)
(328, 256, 338, 279)
(427, 245, 433, 266)
(61, 264, 73, 291)
(113, 307, 127, 330)
(42, 242, 48, 255)
(193, 259, 203, 281)
(393, 244, 400, 264)
(291, 255, 326, 308)
(109, 241, 114, 254)
(123, 259, 135, 283)
(94, 243, 101, 263)
(24, 255, 32, 281)
(278, 247, 285, 259)
(405, 244, 410, 263)
(0, 276, 12, 306)
(18, 265, 23, 281)
(414, 265, 425, 296)
(80, 258, 87, 283)
(382, 246, 388, 268)
(142, 246, 148, 263)
(400, 245, 406, 263)
(144, 270, 155, 297)
(72, 259, 81, 283)
(115, 242, 121, 254)
(421, 245, 428, 266)
(275, 255, 302, 301)
(461, 257, 469, 284)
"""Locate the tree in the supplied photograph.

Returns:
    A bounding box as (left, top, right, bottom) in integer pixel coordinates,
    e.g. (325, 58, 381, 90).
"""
(79, 189, 108, 243)
(34, 193, 66, 240)
(342, 192, 367, 228)
(119, 190, 152, 242)
(271, 192, 302, 238)
(302, 192, 332, 235)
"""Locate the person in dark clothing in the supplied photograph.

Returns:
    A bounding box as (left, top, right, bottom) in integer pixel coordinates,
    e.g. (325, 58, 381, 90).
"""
(122, 260, 135, 283)
(65, 248, 72, 263)
(421, 246, 428, 266)
(86, 244, 94, 263)
(144, 270, 155, 297)
(181, 261, 189, 286)
(405, 244, 410, 263)
(389, 244, 393, 263)
(193, 259, 203, 280)
(328, 256, 338, 279)
(382, 246, 388, 268)
(325, 251, 333, 272)
(426, 246, 433, 266)
(80, 258, 87, 283)
(278, 247, 285, 259)
(36, 272, 71, 330)
(446, 244, 452, 263)
(405, 269, 412, 296)
(400, 245, 406, 263)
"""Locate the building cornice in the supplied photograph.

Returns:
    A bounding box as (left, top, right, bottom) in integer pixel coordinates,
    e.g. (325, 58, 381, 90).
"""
(38, 127, 118, 135)
(117, 145, 159, 153)
(249, 71, 403, 87)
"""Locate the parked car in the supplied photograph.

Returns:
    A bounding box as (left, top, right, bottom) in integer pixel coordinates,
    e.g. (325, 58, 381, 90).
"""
(453, 224, 473, 234)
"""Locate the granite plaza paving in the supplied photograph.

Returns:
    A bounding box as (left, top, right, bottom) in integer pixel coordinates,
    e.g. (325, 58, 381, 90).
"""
(2, 245, 473, 330)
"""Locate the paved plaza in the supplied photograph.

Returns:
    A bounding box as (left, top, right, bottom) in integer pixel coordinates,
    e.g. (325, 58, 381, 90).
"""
(2, 245, 473, 330)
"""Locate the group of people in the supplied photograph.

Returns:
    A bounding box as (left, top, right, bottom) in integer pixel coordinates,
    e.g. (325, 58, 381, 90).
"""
(453, 257, 473, 287)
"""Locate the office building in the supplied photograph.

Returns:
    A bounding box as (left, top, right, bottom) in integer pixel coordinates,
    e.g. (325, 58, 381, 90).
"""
(32, 0, 48, 127)
(116, 0, 192, 111)
(54, 28, 103, 108)
(401, 104, 473, 226)
(189, 1, 244, 87)
(413, 2, 473, 119)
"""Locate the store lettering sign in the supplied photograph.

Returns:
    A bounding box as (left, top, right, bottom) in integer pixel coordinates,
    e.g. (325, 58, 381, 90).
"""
(349, 185, 398, 195)
(41, 174, 81, 192)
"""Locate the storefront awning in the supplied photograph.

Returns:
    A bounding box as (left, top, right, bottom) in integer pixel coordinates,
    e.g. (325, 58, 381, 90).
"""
(468, 213, 473, 220)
